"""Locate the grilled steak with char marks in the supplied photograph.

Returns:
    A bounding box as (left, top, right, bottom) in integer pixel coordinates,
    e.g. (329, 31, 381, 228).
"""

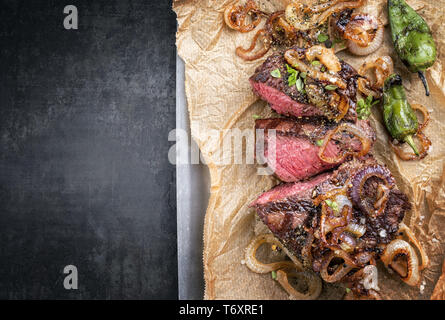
(250, 48, 359, 121)
(250, 156, 410, 271)
(255, 118, 376, 182)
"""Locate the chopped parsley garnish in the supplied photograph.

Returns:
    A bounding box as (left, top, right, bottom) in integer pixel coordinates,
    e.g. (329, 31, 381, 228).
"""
(311, 60, 321, 66)
(296, 78, 304, 92)
(315, 139, 324, 147)
(300, 72, 307, 79)
(357, 95, 380, 120)
(270, 68, 281, 78)
(286, 64, 299, 87)
(317, 33, 329, 43)
(345, 288, 352, 293)
(325, 199, 339, 212)
(324, 84, 338, 91)
(252, 114, 261, 120)
(271, 271, 277, 280)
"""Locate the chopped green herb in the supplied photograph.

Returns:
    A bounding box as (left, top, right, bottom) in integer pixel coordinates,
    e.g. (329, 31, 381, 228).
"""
(286, 64, 298, 74)
(316, 139, 324, 147)
(345, 288, 352, 293)
(324, 84, 338, 91)
(325, 199, 339, 212)
(317, 33, 329, 43)
(286, 64, 299, 87)
(270, 68, 281, 78)
(300, 72, 307, 79)
(320, 66, 326, 72)
(296, 78, 304, 92)
(271, 271, 277, 280)
(333, 38, 343, 45)
(357, 95, 380, 120)
(252, 114, 261, 120)
(311, 60, 321, 66)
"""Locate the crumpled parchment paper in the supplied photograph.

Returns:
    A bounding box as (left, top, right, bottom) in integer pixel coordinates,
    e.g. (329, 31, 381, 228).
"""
(173, 0, 445, 299)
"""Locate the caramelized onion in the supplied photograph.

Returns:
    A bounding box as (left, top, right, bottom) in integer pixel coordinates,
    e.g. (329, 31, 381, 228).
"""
(390, 132, 431, 161)
(398, 223, 429, 270)
(236, 29, 272, 61)
(284, 49, 347, 89)
(305, 45, 342, 73)
(361, 265, 380, 291)
(381, 239, 421, 286)
(320, 251, 355, 283)
(411, 104, 430, 133)
(346, 15, 383, 56)
(320, 203, 352, 248)
(276, 269, 322, 300)
(357, 56, 394, 96)
(343, 14, 378, 47)
(316, 0, 365, 26)
(357, 78, 380, 99)
(244, 234, 299, 273)
(374, 183, 390, 216)
(348, 165, 395, 218)
(224, 0, 262, 33)
(318, 122, 372, 164)
(346, 222, 366, 238)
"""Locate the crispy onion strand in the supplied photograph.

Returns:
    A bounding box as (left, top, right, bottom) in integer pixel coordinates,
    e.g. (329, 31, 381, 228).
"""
(244, 234, 301, 273)
(318, 122, 372, 164)
(285, 49, 347, 89)
(357, 56, 394, 97)
(236, 29, 272, 61)
(390, 132, 431, 161)
(245, 234, 322, 299)
(224, 0, 262, 33)
(320, 251, 355, 283)
(316, 0, 365, 26)
(348, 165, 395, 218)
(276, 269, 322, 300)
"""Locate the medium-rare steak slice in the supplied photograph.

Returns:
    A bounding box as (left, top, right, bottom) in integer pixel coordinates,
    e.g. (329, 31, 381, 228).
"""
(250, 47, 358, 121)
(250, 156, 410, 283)
(255, 118, 376, 182)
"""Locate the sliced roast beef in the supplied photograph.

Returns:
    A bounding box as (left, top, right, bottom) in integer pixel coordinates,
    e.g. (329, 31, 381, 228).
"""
(255, 117, 376, 182)
(250, 48, 358, 121)
(250, 156, 410, 270)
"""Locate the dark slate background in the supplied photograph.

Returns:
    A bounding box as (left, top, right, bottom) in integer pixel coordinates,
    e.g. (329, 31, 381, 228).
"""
(0, 1, 177, 299)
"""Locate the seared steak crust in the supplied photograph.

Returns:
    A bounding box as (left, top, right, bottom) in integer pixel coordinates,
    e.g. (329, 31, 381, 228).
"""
(250, 48, 359, 121)
(250, 157, 410, 264)
(255, 118, 376, 182)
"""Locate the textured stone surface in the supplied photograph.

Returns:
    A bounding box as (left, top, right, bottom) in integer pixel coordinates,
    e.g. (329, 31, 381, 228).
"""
(0, 0, 177, 299)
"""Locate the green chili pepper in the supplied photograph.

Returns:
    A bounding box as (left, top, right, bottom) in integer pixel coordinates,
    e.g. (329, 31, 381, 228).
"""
(383, 74, 419, 155)
(388, 0, 437, 96)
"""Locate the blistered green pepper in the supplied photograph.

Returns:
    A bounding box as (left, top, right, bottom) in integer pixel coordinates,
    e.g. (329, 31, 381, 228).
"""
(383, 74, 419, 155)
(388, 0, 437, 96)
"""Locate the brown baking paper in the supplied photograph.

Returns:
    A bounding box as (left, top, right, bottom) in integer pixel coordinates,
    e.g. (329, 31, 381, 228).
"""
(174, 0, 445, 299)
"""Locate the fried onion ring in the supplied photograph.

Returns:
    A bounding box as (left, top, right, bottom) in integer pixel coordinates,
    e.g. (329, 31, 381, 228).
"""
(276, 269, 322, 300)
(244, 234, 302, 273)
(224, 0, 262, 33)
(236, 29, 272, 61)
(345, 15, 384, 56)
(397, 223, 429, 270)
(390, 132, 431, 161)
(381, 239, 421, 286)
(318, 122, 372, 164)
(320, 250, 355, 283)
